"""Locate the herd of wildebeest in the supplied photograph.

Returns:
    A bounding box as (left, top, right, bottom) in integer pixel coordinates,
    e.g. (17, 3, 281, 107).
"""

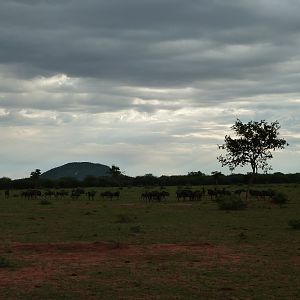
(2, 186, 278, 202)
(3, 189, 120, 201)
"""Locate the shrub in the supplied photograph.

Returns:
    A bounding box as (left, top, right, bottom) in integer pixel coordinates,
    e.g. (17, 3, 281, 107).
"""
(217, 195, 247, 211)
(271, 192, 288, 205)
(288, 219, 300, 230)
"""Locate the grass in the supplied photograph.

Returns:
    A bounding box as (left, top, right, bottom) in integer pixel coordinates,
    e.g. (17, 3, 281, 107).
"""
(0, 256, 11, 268)
(0, 184, 299, 299)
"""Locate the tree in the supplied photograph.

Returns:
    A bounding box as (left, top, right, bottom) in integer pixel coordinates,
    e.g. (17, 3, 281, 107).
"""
(0, 177, 12, 189)
(217, 119, 288, 182)
(30, 169, 41, 180)
(30, 169, 42, 188)
(211, 171, 222, 185)
(188, 171, 205, 176)
(144, 173, 155, 177)
(109, 165, 121, 177)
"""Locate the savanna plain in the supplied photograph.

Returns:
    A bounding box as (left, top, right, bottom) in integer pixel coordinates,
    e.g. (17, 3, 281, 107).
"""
(0, 184, 299, 299)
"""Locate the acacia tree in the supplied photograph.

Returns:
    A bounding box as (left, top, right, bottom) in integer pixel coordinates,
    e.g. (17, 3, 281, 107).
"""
(217, 119, 288, 182)
(30, 169, 42, 188)
(109, 165, 122, 177)
(30, 169, 41, 180)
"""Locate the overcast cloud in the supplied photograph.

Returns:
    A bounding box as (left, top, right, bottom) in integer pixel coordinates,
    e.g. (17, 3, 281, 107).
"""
(0, 0, 299, 178)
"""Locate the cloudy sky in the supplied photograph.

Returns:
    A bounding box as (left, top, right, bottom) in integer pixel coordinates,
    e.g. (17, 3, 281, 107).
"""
(1, 0, 299, 178)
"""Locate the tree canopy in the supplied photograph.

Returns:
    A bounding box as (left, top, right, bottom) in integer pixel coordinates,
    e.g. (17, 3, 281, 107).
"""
(109, 165, 122, 177)
(217, 119, 288, 175)
(30, 169, 42, 179)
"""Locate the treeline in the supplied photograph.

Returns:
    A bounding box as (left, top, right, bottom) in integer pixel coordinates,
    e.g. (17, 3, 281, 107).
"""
(0, 172, 300, 190)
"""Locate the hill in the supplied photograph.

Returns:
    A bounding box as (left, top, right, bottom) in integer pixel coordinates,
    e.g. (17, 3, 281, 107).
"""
(41, 162, 111, 181)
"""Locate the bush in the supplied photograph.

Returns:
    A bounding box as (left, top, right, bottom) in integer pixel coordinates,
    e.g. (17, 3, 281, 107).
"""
(288, 219, 300, 230)
(271, 192, 288, 205)
(217, 195, 247, 211)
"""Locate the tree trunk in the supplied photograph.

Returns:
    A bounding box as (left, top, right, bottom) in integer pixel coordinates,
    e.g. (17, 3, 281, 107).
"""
(246, 167, 256, 200)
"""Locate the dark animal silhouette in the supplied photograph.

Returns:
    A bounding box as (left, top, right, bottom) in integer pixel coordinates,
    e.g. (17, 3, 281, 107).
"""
(87, 191, 96, 200)
(100, 191, 120, 200)
(176, 189, 204, 201)
(21, 189, 42, 199)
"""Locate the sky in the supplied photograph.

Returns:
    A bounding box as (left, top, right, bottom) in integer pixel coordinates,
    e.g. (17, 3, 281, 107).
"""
(1, 0, 300, 179)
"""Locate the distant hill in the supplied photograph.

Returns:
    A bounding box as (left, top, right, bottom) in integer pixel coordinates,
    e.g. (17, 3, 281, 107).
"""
(41, 162, 111, 181)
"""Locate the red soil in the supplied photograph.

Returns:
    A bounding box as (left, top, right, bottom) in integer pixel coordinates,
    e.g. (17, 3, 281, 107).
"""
(0, 241, 244, 289)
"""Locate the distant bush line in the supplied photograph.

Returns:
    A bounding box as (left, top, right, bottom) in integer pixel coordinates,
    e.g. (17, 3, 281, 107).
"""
(0, 172, 300, 190)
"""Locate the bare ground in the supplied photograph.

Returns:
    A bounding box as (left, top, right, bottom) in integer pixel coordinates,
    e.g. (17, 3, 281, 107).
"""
(0, 241, 246, 290)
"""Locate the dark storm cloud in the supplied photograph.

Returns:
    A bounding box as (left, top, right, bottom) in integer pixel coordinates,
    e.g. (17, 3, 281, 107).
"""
(1, 0, 300, 87)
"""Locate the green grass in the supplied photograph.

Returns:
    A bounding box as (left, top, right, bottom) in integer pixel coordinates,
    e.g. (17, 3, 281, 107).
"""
(0, 184, 299, 299)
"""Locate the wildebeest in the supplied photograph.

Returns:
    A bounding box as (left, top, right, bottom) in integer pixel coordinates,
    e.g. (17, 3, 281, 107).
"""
(55, 190, 69, 198)
(207, 188, 231, 200)
(234, 189, 246, 197)
(207, 189, 217, 200)
(160, 191, 170, 200)
(71, 188, 85, 200)
(87, 190, 96, 200)
(44, 190, 55, 197)
(100, 191, 120, 200)
(141, 191, 160, 202)
(176, 189, 192, 201)
(249, 189, 275, 199)
(4, 190, 10, 198)
(192, 190, 204, 201)
(141, 191, 170, 202)
(21, 189, 42, 199)
(176, 189, 204, 201)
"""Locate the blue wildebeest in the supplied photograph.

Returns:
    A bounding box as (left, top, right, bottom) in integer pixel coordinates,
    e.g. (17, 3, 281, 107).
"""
(207, 188, 231, 200)
(21, 189, 42, 199)
(101, 191, 120, 200)
(44, 190, 55, 197)
(87, 190, 97, 200)
(249, 189, 275, 200)
(234, 189, 246, 198)
(55, 190, 69, 198)
(141, 191, 170, 202)
(71, 188, 85, 200)
(176, 189, 204, 201)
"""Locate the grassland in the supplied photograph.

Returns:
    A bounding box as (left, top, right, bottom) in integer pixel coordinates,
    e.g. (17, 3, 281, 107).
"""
(0, 184, 299, 299)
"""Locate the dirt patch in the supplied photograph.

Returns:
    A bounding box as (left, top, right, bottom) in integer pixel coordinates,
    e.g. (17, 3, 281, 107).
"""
(10, 241, 125, 252)
(0, 241, 246, 289)
(291, 256, 300, 266)
(148, 242, 244, 266)
(0, 266, 50, 288)
(149, 242, 214, 252)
